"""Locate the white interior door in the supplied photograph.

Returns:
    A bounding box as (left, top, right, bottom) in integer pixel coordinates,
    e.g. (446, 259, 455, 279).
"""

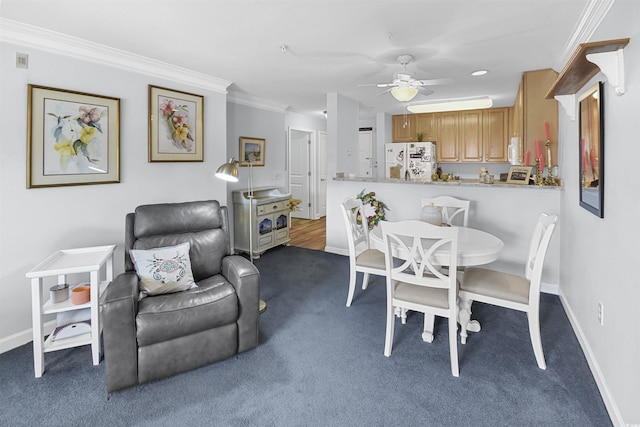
(358, 130, 373, 177)
(289, 128, 311, 219)
(317, 131, 327, 217)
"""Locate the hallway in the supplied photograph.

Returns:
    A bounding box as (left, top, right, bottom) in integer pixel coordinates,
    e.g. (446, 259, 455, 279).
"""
(289, 217, 326, 251)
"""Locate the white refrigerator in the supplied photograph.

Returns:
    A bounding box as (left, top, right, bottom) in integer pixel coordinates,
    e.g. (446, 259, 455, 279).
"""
(385, 142, 437, 180)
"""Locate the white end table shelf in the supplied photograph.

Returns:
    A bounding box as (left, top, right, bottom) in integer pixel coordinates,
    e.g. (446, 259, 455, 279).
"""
(25, 245, 115, 377)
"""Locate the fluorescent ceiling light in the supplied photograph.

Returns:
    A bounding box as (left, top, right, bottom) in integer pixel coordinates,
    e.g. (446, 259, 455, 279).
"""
(391, 86, 418, 102)
(407, 97, 493, 113)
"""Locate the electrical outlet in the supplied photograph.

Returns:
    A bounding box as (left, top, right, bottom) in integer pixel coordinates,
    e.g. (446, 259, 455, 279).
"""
(598, 301, 604, 325)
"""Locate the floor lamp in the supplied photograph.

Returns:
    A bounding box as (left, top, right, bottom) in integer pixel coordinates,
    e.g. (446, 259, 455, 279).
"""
(215, 157, 266, 313)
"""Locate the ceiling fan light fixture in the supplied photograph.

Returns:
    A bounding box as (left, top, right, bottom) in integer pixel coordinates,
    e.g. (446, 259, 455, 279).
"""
(407, 97, 493, 113)
(391, 86, 419, 102)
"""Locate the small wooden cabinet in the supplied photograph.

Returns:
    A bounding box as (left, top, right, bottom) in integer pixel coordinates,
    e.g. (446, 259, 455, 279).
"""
(233, 187, 291, 259)
(459, 110, 483, 162)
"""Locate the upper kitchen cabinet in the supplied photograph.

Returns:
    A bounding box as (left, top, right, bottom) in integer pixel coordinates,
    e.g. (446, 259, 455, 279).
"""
(434, 108, 509, 163)
(436, 111, 460, 162)
(513, 69, 559, 166)
(414, 113, 437, 141)
(482, 107, 509, 162)
(392, 114, 415, 142)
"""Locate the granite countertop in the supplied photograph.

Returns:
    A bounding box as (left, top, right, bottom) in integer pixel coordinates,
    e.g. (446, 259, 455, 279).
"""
(333, 176, 563, 190)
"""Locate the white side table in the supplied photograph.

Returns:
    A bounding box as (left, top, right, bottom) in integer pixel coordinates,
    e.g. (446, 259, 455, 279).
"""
(25, 245, 116, 377)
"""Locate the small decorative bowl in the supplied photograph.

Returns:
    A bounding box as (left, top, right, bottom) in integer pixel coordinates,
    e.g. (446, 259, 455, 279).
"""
(71, 285, 91, 305)
(49, 284, 69, 303)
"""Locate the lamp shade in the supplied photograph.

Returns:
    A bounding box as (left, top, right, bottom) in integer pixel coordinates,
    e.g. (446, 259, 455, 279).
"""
(215, 157, 239, 182)
(391, 86, 418, 102)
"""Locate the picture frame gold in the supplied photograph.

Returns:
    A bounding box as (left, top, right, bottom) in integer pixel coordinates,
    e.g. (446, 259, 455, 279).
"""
(148, 85, 204, 162)
(507, 166, 533, 185)
(27, 84, 120, 188)
(578, 82, 604, 218)
(239, 136, 265, 166)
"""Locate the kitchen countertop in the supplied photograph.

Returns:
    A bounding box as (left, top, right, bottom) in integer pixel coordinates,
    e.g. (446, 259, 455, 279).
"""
(333, 176, 563, 190)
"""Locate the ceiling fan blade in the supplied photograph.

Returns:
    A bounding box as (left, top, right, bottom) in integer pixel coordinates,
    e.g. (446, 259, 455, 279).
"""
(377, 88, 393, 96)
(416, 77, 454, 86)
(417, 87, 435, 96)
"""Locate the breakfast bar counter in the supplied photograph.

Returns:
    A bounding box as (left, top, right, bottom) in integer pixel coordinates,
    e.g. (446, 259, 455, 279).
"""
(325, 177, 561, 292)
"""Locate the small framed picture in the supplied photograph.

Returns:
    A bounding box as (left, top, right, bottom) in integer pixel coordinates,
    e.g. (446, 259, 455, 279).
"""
(239, 136, 265, 166)
(148, 85, 204, 162)
(507, 166, 533, 185)
(27, 84, 120, 188)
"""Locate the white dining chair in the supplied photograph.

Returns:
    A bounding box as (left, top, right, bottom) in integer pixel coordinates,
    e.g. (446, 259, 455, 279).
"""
(421, 196, 470, 227)
(458, 212, 558, 370)
(340, 198, 386, 307)
(380, 220, 460, 377)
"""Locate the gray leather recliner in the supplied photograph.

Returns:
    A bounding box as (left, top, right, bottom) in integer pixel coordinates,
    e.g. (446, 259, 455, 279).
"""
(101, 200, 259, 392)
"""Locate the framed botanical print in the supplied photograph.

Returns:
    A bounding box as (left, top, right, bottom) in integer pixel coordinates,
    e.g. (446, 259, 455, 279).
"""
(148, 85, 204, 162)
(239, 136, 265, 166)
(27, 84, 120, 188)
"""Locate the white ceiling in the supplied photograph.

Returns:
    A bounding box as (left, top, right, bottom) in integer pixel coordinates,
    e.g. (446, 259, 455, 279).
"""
(1, 0, 599, 119)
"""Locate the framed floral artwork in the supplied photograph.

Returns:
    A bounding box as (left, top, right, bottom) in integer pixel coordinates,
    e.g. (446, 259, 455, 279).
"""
(239, 136, 265, 166)
(148, 85, 204, 162)
(27, 85, 120, 188)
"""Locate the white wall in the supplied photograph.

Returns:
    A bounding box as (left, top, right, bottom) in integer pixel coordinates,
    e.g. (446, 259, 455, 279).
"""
(557, 2, 640, 424)
(0, 39, 229, 351)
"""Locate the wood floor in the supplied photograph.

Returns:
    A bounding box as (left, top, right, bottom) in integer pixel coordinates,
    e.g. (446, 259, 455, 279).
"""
(289, 217, 326, 251)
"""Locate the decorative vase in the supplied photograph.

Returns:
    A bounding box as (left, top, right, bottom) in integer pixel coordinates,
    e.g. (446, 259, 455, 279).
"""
(420, 204, 442, 226)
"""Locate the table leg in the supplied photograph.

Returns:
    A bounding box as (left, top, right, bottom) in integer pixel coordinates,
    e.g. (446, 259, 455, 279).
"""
(458, 297, 482, 344)
(30, 278, 44, 377)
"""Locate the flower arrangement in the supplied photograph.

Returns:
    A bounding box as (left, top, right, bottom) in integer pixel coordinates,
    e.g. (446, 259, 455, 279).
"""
(49, 105, 105, 171)
(159, 98, 194, 151)
(356, 189, 389, 229)
(288, 198, 303, 212)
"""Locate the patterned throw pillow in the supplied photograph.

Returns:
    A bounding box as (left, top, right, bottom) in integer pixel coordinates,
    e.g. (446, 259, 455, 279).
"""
(130, 242, 197, 298)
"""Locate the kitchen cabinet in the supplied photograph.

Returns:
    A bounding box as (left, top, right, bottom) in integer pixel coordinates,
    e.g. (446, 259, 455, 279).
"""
(435, 111, 459, 162)
(482, 107, 509, 162)
(392, 114, 415, 142)
(513, 69, 559, 165)
(459, 110, 483, 162)
(414, 113, 437, 141)
(433, 108, 509, 163)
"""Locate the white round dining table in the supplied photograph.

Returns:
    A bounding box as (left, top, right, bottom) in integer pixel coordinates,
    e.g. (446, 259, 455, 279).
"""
(369, 225, 504, 267)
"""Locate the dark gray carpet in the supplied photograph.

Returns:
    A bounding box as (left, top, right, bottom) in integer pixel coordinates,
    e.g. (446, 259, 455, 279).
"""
(1, 246, 610, 426)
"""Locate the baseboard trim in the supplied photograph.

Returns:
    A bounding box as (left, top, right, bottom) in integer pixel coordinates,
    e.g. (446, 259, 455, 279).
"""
(0, 320, 56, 355)
(558, 288, 621, 426)
(324, 246, 347, 256)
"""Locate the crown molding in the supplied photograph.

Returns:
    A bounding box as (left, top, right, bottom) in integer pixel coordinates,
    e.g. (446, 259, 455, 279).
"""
(0, 18, 232, 93)
(227, 90, 289, 114)
(556, 0, 616, 70)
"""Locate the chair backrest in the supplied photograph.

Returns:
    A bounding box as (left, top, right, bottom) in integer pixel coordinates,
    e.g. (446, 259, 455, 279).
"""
(340, 198, 372, 257)
(124, 200, 230, 280)
(422, 196, 470, 227)
(380, 220, 459, 296)
(525, 213, 558, 297)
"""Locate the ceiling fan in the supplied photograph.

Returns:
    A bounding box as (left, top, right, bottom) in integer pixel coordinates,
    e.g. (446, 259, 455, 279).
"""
(364, 54, 453, 102)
